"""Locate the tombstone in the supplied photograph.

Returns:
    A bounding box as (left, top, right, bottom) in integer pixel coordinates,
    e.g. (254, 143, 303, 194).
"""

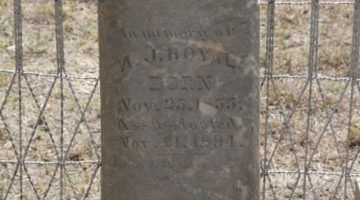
(99, 0, 259, 199)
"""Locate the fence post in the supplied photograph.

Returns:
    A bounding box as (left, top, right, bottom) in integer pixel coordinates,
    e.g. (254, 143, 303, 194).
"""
(99, 0, 259, 199)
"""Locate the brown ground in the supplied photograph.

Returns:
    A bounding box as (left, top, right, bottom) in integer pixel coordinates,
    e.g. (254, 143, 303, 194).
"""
(0, 0, 359, 199)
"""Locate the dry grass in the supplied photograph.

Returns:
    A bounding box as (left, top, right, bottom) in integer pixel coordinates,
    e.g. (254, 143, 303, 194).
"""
(0, 1, 359, 199)
(0, 0, 100, 199)
(260, 4, 360, 199)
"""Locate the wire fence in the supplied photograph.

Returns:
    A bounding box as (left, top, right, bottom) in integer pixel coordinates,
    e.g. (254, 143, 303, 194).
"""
(261, 0, 360, 199)
(0, 0, 359, 199)
(0, 0, 100, 199)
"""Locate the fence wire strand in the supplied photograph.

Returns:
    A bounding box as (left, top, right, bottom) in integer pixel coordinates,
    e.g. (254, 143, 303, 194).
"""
(3, 68, 360, 81)
(0, 0, 100, 199)
(259, 0, 354, 4)
(260, 0, 360, 199)
(0, 0, 359, 199)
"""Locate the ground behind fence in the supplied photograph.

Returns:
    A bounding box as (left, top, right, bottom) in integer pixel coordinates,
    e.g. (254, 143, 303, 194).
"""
(0, 0, 360, 199)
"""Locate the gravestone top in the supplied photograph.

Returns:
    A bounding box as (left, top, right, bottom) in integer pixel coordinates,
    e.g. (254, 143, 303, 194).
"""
(99, 0, 259, 199)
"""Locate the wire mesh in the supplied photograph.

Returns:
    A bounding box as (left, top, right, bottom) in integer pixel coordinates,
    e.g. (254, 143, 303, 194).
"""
(0, 0, 100, 199)
(0, 0, 359, 199)
(260, 0, 360, 199)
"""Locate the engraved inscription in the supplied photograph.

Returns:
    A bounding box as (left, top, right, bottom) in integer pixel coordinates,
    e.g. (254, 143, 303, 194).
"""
(116, 117, 239, 131)
(100, 0, 259, 199)
(115, 97, 243, 113)
(144, 47, 240, 69)
(115, 133, 243, 150)
(149, 75, 213, 91)
(109, 47, 247, 73)
(120, 26, 241, 41)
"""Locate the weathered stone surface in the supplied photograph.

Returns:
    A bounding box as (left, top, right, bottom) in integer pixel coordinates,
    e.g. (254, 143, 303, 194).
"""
(99, 0, 259, 199)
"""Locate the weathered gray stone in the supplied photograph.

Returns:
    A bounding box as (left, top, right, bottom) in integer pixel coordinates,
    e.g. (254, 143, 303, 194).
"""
(99, 0, 259, 199)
